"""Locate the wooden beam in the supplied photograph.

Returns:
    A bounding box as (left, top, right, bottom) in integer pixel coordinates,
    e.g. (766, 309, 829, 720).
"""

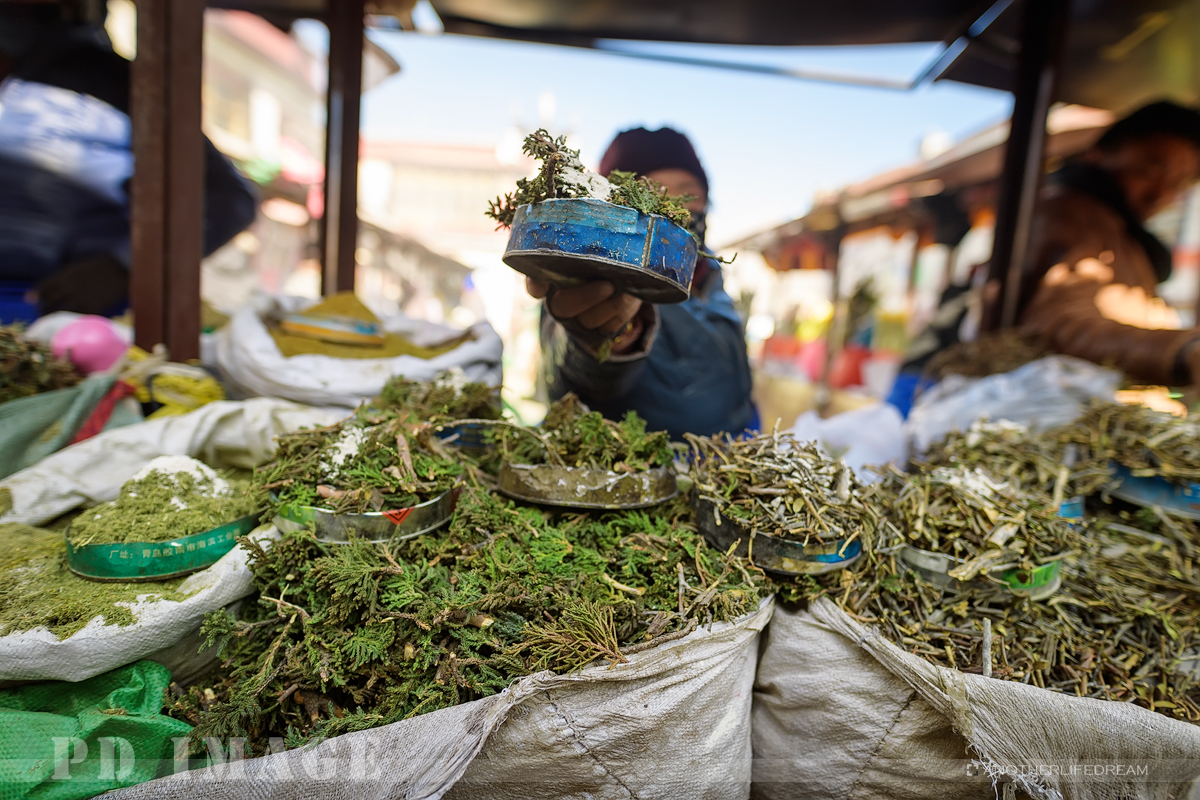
(983, 0, 1069, 331)
(321, 0, 365, 296)
(130, 0, 205, 360)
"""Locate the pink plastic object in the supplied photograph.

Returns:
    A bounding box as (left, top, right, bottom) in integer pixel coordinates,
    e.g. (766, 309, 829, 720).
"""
(51, 316, 128, 374)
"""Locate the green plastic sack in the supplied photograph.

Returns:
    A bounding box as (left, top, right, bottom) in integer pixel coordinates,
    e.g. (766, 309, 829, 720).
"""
(0, 661, 191, 800)
(0, 375, 117, 481)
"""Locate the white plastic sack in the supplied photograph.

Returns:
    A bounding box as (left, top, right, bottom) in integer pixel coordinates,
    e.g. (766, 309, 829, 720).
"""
(905, 355, 1120, 455)
(0, 398, 343, 527)
(752, 600, 1200, 800)
(109, 598, 773, 800)
(0, 528, 274, 683)
(206, 294, 504, 407)
(791, 403, 906, 481)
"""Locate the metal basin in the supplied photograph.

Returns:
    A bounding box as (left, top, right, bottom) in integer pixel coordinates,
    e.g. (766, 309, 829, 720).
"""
(503, 198, 697, 304)
(692, 495, 862, 576)
(498, 462, 677, 509)
(273, 484, 462, 544)
(66, 515, 259, 582)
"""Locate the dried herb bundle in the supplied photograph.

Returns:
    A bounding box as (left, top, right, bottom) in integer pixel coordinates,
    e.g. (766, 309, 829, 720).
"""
(373, 372, 501, 425)
(168, 488, 768, 752)
(0, 324, 81, 404)
(916, 419, 1112, 500)
(923, 330, 1051, 381)
(491, 394, 674, 471)
(256, 420, 463, 515)
(486, 130, 691, 229)
(866, 465, 1080, 580)
(779, 449, 1199, 720)
(687, 430, 874, 545)
(1061, 402, 1200, 481)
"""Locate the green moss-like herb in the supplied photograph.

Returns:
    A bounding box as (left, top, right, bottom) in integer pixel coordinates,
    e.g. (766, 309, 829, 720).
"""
(486, 130, 692, 229)
(256, 420, 463, 515)
(491, 394, 674, 471)
(67, 471, 256, 547)
(371, 373, 501, 425)
(0, 523, 192, 639)
(167, 486, 767, 753)
(0, 325, 82, 404)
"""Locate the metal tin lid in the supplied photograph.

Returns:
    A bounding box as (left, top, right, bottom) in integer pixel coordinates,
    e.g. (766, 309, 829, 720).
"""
(66, 515, 258, 582)
(273, 484, 462, 544)
(503, 198, 697, 305)
(1108, 464, 1200, 520)
(692, 495, 862, 576)
(498, 462, 677, 509)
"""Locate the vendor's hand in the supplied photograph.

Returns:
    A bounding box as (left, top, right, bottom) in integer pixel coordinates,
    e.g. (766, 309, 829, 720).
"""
(526, 278, 644, 354)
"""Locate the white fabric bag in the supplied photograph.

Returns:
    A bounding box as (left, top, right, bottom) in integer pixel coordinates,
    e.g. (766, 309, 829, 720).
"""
(0, 399, 342, 682)
(752, 600, 1200, 800)
(206, 294, 503, 407)
(0, 398, 343, 527)
(109, 598, 773, 800)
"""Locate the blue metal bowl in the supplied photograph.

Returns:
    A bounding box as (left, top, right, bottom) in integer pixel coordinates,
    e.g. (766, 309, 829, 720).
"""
(503, 198, 698, 304)
(1108, 464, 1200, 519)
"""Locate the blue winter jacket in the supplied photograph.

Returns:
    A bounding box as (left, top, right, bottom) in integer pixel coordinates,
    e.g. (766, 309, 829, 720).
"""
(541, 264, 757, 440)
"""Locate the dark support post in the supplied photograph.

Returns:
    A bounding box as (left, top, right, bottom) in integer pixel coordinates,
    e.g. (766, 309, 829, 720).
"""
(984, 0, 1070, 331)
(130, 0, 205, 360)
(321, 0, 365, 296)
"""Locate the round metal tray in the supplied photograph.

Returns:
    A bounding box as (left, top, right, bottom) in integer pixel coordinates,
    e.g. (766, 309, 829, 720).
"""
(503, 198, 697, 304)
(273, 484, 462, 544)
(498, 462, 677, 509)
(66, 515, 259, 582)
(897, 545, 1062, 601)
(1107, 464, 1200, 519)
(692, 495, 862, 576)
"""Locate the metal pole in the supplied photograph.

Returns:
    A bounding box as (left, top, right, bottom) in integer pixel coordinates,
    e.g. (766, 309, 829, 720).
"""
(321, 0, 365, 296)
(984, 0, 1070, 331)
(130, 0, 205, 360)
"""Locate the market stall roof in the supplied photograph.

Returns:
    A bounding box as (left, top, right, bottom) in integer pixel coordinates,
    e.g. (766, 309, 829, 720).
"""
(214, 0, 1198, 112)
(937, 0, 1199, 112)
(724, 104, 1115, 256)
(425, 0, 996, 47)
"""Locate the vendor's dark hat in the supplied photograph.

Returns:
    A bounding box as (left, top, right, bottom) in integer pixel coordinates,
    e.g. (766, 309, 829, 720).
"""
(1098, 100, 1200, 150)
(598, 127, 709, 194)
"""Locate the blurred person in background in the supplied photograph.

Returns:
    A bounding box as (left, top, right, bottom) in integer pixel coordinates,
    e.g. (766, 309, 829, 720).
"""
(529, 126, 756, 439)
(0, 5, 256, 322)
(1013, 101, 1200, 387)
(894, 100, 1200, 410)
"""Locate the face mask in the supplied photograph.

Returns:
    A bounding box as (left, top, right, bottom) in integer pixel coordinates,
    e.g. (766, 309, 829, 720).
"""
(687, 211, 707, 246)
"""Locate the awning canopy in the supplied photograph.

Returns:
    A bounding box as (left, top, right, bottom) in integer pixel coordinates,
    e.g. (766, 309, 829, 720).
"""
(217, 0, 1199, 112)
(937, 0, 1199, 112)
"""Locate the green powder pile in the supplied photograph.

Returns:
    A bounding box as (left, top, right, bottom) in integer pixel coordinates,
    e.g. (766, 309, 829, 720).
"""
(68, 469, 256, 547)
(0, 523, 192, 639)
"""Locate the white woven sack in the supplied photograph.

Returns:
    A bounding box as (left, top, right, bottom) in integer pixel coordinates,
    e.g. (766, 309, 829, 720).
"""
(753, 600, 1200, 800)
(0, 528, 275, 683)
(0, 398, 343, 527)
(108, 597, 773, 800)
(0, 399, 342, 682)
(208, 294, 504, 407)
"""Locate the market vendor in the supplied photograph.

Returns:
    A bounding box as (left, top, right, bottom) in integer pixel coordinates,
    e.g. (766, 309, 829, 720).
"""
(529, 126, 756, 439)
(1013, 101, 1200, 386)
(0, 8, 257, 322)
